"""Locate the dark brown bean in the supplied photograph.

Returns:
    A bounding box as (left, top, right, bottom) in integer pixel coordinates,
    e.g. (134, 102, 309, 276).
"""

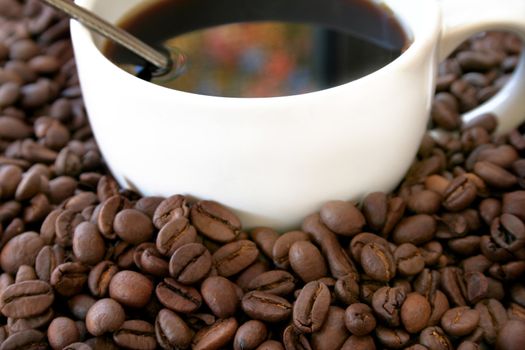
(392, 215, 436, 245)
(85, 298, 125, 336)
(156, 217, 197, 256)
(113, 320, 156, 350)
(153, 194, 189, 229)
(190, 200, 241, 242)
(0, 280, 54, 318)
(320, 200, 365, 236)
(293, 281, 330, 333)
(401, 293, 431, 334)
(233, 320, 268, 350)
(344, 303, 376, 336)
(192, 318, 238, 350)
(310, 306, 349, 350)
(289, 240, 327, 283)
(109, 270, 153, 308)
(201, 276, 239, 318)
(88, 261, 118, 297)
(156, 278, 202, 314)
(169, 243, 211, 284)
(241, 291, 292, 323)
(239, 267, 293, 296)
(155, 308, 193, 350)
(213, 240, 259, 277)
(272, 230, 309, 269)
(50, 262, 88, 297)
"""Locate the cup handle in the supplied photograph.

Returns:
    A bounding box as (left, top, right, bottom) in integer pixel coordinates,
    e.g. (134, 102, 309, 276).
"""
(439, 0, 525, 133)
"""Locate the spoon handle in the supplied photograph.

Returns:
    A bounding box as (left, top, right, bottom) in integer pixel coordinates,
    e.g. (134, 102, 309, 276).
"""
(41, 0, 171, 71)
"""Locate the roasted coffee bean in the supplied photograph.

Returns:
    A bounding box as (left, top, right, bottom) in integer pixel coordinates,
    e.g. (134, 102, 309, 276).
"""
(190, 200, 241, 242)
(344, 303, 376, 336)
(35, 245, 64, 282)
(153, 195, 189, 229)
(429, 291, 451, 327)
(155, 308, 193, 350)
(201, 276, 239, 318)
(192, 317, 238, 350)
(362, 192, 393, 233)
(234, 320, 267, 350)
(246, 270, 295, 296)
(491, 214, 525, 252)
(311, 306, 349, 350)
(85, 298, 125, 336)
(372, 286, 406, 327)
(502, 191, 525, 221)
(448, 236, 481, 256)
(302, 213, 358, 279)
(113, 320, 156, 350)
(432, 99, 461, 130)
(271, 230, 309, 269)
(156, 278, 202, 313)
(340, 335, 375, 350)
(293, 281, 330, 333)
(169, 242, 211, 284)
(442, 175, 478, 211)
(349, 232, 390, 264)
(55, 209, 84, 247)
(289, 241, 327, 282)
(440, 267, 467, 306)
(241, 291, 292, 323)
(257, 340, 285, 350)
(47, 317, 80, 350)
(72, 222, 105, 265)
(109, 270, 153, 308)
(0, 231, 44, 274)
(394, 243, 425, 276)
(419, 326, 453, 350)
(134, 243, 169, 277)
(68, 294, 96, 321)
(360, 242, 396, 282)
(236, 261, 269, 291)
(480, 235, 514, 262)
(476, 298, 508, 344)
(87, 260, 118, 297)
(334, 274, 360, 305)
(0, 280, 54, 318)
(113, 208, 153, 244)
(474, 161, 517, 188)
(319, 200, 365, 236)
(407, 189, 442, 214)
(0, 329, 47, 350)
(375, 326, 410, 349)
(97, 195, 131, 239)
(401, 292, 431, 333)
(495, 319, 525, 350)
(440, 306, 480, 337)
(213, 240, 259, 277)
(250, 227, 279, 259)
(156, 217, 197, 256)
(50, 262, 88, 296)
(283, 325, 312, 350)
(392, 215, 436, 245)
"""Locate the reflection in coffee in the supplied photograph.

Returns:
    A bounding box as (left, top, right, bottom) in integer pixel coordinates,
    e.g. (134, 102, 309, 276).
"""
(104, 0, 409, 97)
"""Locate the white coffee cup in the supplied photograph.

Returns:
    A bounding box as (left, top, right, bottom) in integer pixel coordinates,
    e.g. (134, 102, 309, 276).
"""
(71, 0, 525, 230)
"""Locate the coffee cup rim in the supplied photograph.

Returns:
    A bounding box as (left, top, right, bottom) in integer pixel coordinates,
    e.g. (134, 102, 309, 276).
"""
(71, 0, 441, 101)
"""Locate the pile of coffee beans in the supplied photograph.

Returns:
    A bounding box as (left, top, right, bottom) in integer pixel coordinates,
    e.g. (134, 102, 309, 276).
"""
(0, 1, 524, 349)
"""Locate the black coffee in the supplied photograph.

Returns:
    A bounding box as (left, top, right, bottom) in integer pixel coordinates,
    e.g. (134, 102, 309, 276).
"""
(104, 0, 409, 97)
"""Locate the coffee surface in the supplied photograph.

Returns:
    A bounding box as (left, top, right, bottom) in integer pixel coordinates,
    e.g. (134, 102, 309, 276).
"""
(104, 0, 408, 97)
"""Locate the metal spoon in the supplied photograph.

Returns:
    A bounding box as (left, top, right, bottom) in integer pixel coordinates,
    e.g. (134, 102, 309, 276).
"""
(41, 0, 186, 78)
